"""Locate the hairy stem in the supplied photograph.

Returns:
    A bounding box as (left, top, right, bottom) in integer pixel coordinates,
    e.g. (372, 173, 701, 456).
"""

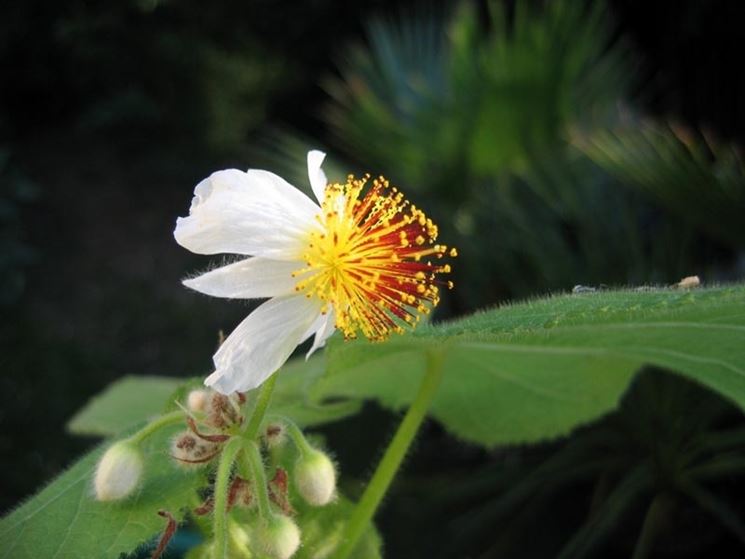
(273, 416, 314, 455)
(332, 350, 445, 559)
(243, 441, 272, 517)
(128, 410, 184, 445)
(212, 437, 244, 559)
(244, 373, 278, 439)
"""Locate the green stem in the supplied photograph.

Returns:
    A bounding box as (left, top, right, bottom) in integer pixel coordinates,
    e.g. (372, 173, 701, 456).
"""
(243, 441, 272, 517)
(270, 416, 314, 455)
(212, 437, 245, 559)
(632, 494, 668, 559)
(332, 350, 445, 559)
(213, 372, 278, 558)
(243, 373, 278, 439)
(127, 410, 183, 445)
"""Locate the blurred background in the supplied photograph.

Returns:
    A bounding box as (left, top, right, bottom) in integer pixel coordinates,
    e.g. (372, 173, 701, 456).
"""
(2, 0, 745, 557)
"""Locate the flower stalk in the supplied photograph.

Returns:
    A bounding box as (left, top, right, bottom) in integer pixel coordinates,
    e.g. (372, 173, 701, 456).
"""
(244, 373, 278, 439)
(242, 441, 272, 517)
(212, 437, 245, 559)
(280, 417, 315, 455)
(128, 410, 184, 445)
(331, 349, 445, 559)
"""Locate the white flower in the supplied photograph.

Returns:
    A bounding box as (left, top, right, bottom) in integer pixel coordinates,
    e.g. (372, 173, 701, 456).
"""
(175, 151, 454, 394)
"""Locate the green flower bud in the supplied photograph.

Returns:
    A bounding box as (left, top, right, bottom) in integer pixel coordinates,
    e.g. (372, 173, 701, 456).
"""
(253, 514, 301, 559)
(94, 440, 144, 501)
(294, 448, 336, 506)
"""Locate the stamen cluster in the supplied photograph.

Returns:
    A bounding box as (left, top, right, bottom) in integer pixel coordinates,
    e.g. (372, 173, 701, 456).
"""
(294, 174, 456, 341)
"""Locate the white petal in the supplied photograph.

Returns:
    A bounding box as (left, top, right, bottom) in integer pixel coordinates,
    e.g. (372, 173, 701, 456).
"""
(183, 257, 304, 299)
(205, 294, 323, 394)
(174, 168, 321, 259)
(307, 150, 328, 204)
(300, 312, 326, 342)
(306, 307, 337, 358)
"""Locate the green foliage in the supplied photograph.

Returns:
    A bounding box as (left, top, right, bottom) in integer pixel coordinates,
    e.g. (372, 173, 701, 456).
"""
(449, 154, 697, 305)
(433, 369, 745, 558)
(293, 497, 382, 559)
(0, 424, 379, 559)
(67, 375, 181, 436)
(68, 357, 362, 438)
(326, 0, 627, 180)
(183, 496, 381, 559)
(314, 285, 745, 446)
(3, 357, 368, 559)
(574, 118, 745, 248)
(255, 355, 363, 429)
(0, 424, 202, 559)
(315, 0, 714, 306)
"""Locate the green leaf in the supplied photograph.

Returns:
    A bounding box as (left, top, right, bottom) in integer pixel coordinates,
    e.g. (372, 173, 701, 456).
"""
(0, 424, 203, 559)
(67, 375, 181, 436)
(294, 495, 382, 559)
(69, 357, 362, 437)
(314, 285, 745, 446)
(268, 353, 363, 428)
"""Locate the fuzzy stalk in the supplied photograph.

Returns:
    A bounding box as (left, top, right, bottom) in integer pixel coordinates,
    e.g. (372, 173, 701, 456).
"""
(331, 350, 445, 559)
(212, 437, 245, 559)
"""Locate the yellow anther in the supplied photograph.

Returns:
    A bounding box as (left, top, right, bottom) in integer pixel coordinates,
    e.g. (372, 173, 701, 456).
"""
(294, 170, 451, 341)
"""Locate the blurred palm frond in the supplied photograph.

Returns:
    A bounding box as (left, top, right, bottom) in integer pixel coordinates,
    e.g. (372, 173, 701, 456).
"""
(325, 0, 630, 183)
(573, 118, 745, 248)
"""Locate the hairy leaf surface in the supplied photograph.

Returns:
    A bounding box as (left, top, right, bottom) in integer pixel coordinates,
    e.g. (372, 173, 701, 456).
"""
(315, 285, 745, 446)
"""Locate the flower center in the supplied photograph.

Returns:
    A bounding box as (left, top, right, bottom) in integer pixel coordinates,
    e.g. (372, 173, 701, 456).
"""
(293, 174, 455, 341)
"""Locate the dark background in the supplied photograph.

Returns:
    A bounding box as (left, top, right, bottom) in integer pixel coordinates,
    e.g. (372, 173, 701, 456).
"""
(2, 1, 745, 557)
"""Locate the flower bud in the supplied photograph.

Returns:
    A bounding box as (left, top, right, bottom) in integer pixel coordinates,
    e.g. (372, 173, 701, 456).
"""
(206, 392, 242, 428)
(170, 431, 220, 467)
(94, 440, 144, 501)
(294, 448, 336, 506)
(187, 389, 209, 413)
(252, 514, 301, 559)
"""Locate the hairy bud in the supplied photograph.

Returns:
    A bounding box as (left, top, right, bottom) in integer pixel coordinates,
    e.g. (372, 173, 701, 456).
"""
(206, 392, 242, 428)
(94, 440, 144, 501)
(294, 449, 336, 506)
(187, 389, 209, 413)
(170, 431, 220, 466)
(253, 514, 301, 559)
